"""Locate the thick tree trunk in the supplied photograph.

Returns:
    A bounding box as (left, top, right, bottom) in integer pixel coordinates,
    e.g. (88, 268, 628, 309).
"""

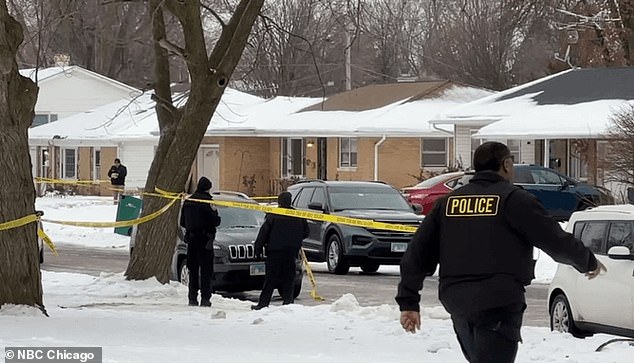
(0, 1, 42, 309)
(125, 0, 264, 283)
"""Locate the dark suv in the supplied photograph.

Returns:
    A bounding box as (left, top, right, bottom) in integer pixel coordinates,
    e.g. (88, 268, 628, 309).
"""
(287, 180, 424, 275)
(453, 165, 614, 221)
(513, 165, 614, 221)
(131, 192, 303, 297)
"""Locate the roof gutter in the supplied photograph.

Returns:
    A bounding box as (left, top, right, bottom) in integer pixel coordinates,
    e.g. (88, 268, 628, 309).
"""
(432, 123, 454, 135)
(374, 135, 387, 181)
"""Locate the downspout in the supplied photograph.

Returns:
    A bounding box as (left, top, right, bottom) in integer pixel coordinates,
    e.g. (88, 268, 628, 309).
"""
(374, 135, 387, 181)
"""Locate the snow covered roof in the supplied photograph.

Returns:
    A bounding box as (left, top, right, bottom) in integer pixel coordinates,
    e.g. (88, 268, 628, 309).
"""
(207, 85, 492, 137)
(19, 65, 138, 93)
(28, 84, 492, 144)
(432, 67, 634, 139)
(28, 90, 157, 146)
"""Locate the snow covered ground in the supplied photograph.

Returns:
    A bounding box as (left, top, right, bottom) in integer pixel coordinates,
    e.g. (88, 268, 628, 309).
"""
(1, 196, 631, 362)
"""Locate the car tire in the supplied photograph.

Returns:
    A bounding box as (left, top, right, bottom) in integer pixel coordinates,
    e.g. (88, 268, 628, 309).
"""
(550, 293, 586, 338)
(178, 258, 189, 286)
(326, 234, 350, 275)
(360, 261, 380, 273)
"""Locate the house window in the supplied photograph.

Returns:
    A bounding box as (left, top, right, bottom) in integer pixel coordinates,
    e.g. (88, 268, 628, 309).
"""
(421, 138, 447, 167)
(62, 148, 76, 179)
(339, 137, 357, 167)
(94, 148, 101, 181)
(282, 138, 304, 177)
(32, 113, 58, 128)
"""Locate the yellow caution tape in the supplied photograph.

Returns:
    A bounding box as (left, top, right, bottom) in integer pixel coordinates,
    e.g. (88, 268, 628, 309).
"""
(300, 248, 325, 301)
(37, 228, 58, 256)
(34, 177, 110, 185)
(42, 197, 179, 228)
(0, 214, 39, 231)
(183, 197, 420, 233)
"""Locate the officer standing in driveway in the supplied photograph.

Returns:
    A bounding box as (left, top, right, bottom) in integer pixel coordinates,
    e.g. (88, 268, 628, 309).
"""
(180, 176, 221, 307)
(252, 191, 309, 310)
(396, 141, 606, 363)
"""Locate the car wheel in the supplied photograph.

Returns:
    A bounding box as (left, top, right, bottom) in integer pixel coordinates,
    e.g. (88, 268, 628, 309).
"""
(360, 261, 380, 273)
(179, 258, 189, 286)
(326, 234, 350, 275)
(550, 293, 585, 337)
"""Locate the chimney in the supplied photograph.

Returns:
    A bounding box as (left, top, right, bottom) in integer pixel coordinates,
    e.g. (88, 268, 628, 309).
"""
(53, 54, 71, 67)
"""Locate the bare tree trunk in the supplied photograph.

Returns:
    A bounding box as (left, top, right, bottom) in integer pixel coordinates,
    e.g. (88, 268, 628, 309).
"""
(0, 0, 42, 309)
(125, 0, 264, 283)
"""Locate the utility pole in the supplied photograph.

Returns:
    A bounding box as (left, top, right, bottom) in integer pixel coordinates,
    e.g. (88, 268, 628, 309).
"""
(344, 28, 352, 91)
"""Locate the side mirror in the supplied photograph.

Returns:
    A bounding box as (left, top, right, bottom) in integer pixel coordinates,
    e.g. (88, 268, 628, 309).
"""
(307, 202, 325, 211)
(411, 203, 423, 215)
(559, 179, 575, 191)
(607, 246, 634, 260)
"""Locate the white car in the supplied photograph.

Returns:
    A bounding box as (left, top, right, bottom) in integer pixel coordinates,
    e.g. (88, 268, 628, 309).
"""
(548, 205, 634, 338)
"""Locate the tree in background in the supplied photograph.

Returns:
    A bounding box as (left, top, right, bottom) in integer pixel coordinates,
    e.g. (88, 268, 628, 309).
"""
(0, 0, 42, 310)
(125, 0, 264, 283)
(605, 105, 634, 188)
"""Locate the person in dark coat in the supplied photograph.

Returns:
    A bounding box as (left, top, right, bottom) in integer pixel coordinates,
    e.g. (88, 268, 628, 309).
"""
(179, 176, 221, 307)
(396, 141, 606, 363)
(107, 158, 127, 202)
(252, 191, 309, 310)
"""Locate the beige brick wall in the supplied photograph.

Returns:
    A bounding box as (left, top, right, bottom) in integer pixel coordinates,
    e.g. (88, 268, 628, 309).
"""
(218, 137, 271, 196)
(379, 138, 421, 188)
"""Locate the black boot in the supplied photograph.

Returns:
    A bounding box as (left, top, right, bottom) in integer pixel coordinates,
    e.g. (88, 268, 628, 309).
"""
(188, 300, 198, 306)
(200, 300, 211, 307)
(251, 304, 267, 310)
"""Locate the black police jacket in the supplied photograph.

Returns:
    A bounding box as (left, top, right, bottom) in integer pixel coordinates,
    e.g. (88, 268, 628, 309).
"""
(396, 171, 598, 315)
(254, 208, 309, 255)
(179, 191, 221, 248)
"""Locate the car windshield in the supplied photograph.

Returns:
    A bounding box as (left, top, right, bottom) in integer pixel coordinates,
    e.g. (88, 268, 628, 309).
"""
(217, 205, 264, 228)
(413, 173, 461, 188)
(329, 186, 411, 211)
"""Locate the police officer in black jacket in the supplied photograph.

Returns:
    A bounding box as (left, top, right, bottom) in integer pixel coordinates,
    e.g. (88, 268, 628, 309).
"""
(252, 191, 309, 310)
(396, 141, 606, 363)
(180, 176, 221, 307)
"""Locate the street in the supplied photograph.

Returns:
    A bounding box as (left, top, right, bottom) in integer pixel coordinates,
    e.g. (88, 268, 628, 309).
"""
(42, 245, 550, 327)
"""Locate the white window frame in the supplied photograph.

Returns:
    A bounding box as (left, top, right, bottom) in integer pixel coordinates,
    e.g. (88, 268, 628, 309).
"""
(281, 138, 305, 178)
(338, 137, 358, 168)
(93, 147, 101, 181)
(421, 138, 448, 167)
(61, 148, 77, 179)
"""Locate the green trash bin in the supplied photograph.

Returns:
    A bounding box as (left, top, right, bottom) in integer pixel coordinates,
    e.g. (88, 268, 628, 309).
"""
(115, 195, 143, 236)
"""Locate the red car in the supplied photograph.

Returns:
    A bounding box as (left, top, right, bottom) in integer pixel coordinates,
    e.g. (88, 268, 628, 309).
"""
(402, 171, 467, 215)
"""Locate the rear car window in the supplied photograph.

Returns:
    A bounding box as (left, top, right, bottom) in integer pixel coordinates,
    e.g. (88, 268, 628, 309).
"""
(575, 221, 607, 254)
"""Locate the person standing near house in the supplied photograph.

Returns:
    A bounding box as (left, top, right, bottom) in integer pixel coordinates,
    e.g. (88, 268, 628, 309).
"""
(252, 191, 309, 310)
(108, 158, 127, 202)
(396, 141, 605, 363)
(180, 176, 221, 307)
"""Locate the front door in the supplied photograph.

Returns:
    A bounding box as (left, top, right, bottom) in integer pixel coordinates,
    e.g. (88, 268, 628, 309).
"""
(282, 138, 304, 178)
(197, 146, 220, 192)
